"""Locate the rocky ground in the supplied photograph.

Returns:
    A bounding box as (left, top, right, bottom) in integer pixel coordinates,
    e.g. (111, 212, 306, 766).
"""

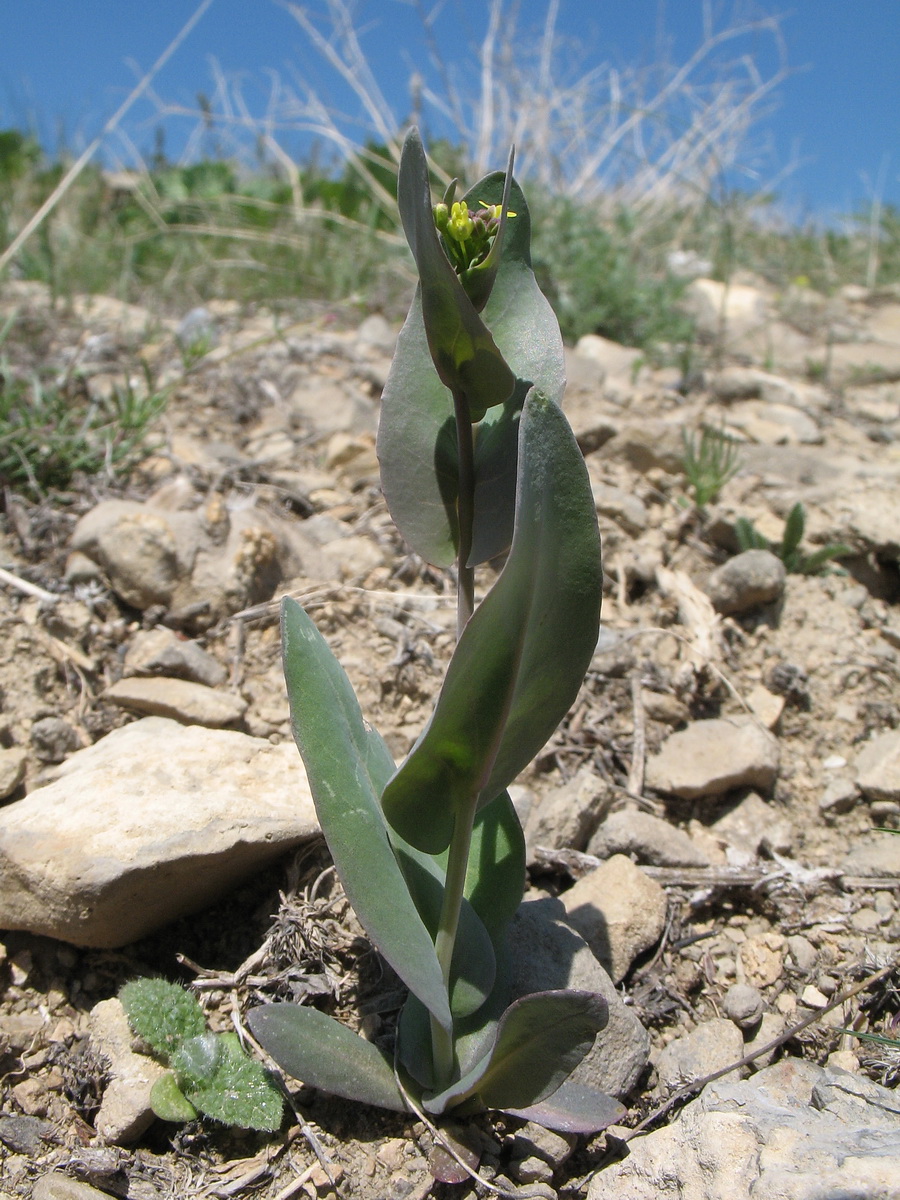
(1, 272, 900, 1199)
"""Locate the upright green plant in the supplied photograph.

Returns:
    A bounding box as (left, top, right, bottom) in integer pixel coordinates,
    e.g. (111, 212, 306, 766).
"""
(735, 502, 851, 574)
(249, 130, 619, 1134)
(681, 423, 741, 509)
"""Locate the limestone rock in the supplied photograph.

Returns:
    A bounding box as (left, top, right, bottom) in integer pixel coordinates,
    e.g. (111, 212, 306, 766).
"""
(592, 483, 648, 535)
(89, 998, 166, 1144)
(645, 717, 780, 800)
(124, 628, 226, 687)
(842, 833, 900, 878)
(525, 766, 612, 852)
(710, 792, 794, 859)
(32, 1174, 114, 1200)
(560, 855, 667, 983)
(104, 677, 247, 728)
(705, 550, 786, 615)
(0, 746, 27, 800)
(586, 810, 709, 868)
(855, 729, 900, 801)
(588, 1058, 900, 1200)
(509, 900, 650, 1099)
(685, 278, 770, 343)
(655, 1018, 745, 1093)
(0, 717, 318, 946)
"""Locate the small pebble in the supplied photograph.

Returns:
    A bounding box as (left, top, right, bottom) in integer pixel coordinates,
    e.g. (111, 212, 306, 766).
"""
(801, 984, 829, 1009)
(786, 934, 817, 973)
(721, 983, 764, 1029)
(850, 906, 881, 932)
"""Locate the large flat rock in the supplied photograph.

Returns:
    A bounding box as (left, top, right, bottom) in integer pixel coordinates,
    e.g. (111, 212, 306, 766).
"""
(0, 718, 318, 947)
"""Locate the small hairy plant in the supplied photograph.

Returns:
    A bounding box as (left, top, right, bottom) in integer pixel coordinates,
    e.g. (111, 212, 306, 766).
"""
(735, 502, 851, 575)
(247, 130, 622, 1135)
(119, 979, 283, 1131)
(681, 423, 741, 508)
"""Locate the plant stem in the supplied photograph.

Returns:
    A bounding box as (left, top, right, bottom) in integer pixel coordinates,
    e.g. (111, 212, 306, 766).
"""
(453, 389, 476, 637)
(428, 390, 478, 1087)
(430, 801, 477, 1089)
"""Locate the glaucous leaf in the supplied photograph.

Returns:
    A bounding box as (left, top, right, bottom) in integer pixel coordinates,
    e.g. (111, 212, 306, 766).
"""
(503, 1078, 626, 1134)
(248, 1005, 408, 1113)
(381, 390, 602, 853)
(423, 990, 608, 1115)
(281, 597, 451, 1031)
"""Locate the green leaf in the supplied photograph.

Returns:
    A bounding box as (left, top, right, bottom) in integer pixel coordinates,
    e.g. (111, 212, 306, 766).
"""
(734, 517, 768, 553)
(181, 1033, 284, 1132)
(281, 597, 451, 1031)
(378, 148, 565, 569)
(797, 543, 852, 575)
(381, 390, 602, 853)
(396, 127, 514, 422)
(780, 502, 806, 560)
(149, 1072, 199, 1123)
(247, 1004, 409, 1114)
(502, 1079, 625, 1134)
(119, 979, 206, 1060)
(456, 791, 526, 944)
(423, 990, 608, 1115)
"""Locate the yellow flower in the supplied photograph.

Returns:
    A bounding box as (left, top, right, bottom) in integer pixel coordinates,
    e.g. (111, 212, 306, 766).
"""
(447, 201, 474, 244)
(477, 200, 516, 221)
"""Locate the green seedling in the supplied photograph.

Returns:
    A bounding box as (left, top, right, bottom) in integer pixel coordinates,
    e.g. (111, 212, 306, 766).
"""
(119, 979, 283, 1131)
(248, 129, 622, 1135)
(735, 502, 851, 574)
(681, 423, 741, 508)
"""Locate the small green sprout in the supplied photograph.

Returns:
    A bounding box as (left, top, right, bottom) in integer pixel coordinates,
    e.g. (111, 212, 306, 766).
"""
(119, 979, 283, 1132)
(735, 502, 851, 574)
(681, 423, 741, 509)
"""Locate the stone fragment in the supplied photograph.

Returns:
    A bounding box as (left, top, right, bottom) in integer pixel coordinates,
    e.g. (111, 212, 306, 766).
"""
(30, 717, 80, 763)
(89, 998, 166, 1144)
(842, 833, 900, 877)
(33, 1174, 113, 1200)
(124, 627, 226, 687)
(684, 278, 770, 342)
(655, 1018, 745, 1093)
(0, 1113, 57, 1154)
(525, 766, 612, 852)
(721, 984, 764, 1030)
(738, 933, 785, 988)
(103, 677, 247, 727)
(705, 550, 786, 615)
(592, 483, 648, 535)
(509, 899, 650, 1098)
(641, 690, 689, 726)
(855, 730, 900, 801)
(786, 935, 817, 974)
(710, 792, 793, 858)
(745, 684, 785, 730)
(645, 718, 780, 800)
(588, 1058, 900, 1200)
(742, 1012, 786, 1067)
(0, 746, 27, 799)
(0, 717, 318, 946)
(560, 855, 667, 983)
(586, 809, 709, 868)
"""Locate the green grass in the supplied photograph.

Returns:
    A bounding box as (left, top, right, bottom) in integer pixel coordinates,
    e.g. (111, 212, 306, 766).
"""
(0, 356, 168, 497)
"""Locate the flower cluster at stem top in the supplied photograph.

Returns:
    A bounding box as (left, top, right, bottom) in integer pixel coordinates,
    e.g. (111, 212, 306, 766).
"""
(433, 199, 515, 276)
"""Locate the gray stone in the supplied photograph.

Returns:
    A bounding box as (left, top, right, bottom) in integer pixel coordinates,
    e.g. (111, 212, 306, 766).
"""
(30, 716, 80, 764)
(842, 833, 900, 878)
(525, 766, 612, 852)
(855, 730, 900, 801)
(721, 984, 764, 1030)
(592, 484, 648, 535)
(560, 855, 668, 983)
(88, 998, 166, 1144)
(0, 746, 27, 799)
(0, 717, 318, 946)
(685, 278, 770, 343)
(32, 1174, 114, 1200)
(586, 810, 709, 868)
(589, 1058, 900, 1200)
(124, 627, 227, 687)
(509, 899, 650, 1099)
(103, 677, 247, 728)
(655, 1018, 746, 1094)
(645, 718, 780, 800)
(705, 550, 786, 615)
(786, 934, 818, 974)
(710, 792, 793, 858)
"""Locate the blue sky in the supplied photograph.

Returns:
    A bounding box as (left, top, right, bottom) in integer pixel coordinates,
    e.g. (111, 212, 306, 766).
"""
(1, 0, 898, 221)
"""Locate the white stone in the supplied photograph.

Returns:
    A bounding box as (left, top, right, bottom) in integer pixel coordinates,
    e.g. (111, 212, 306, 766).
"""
(0, 718, 318, 946)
